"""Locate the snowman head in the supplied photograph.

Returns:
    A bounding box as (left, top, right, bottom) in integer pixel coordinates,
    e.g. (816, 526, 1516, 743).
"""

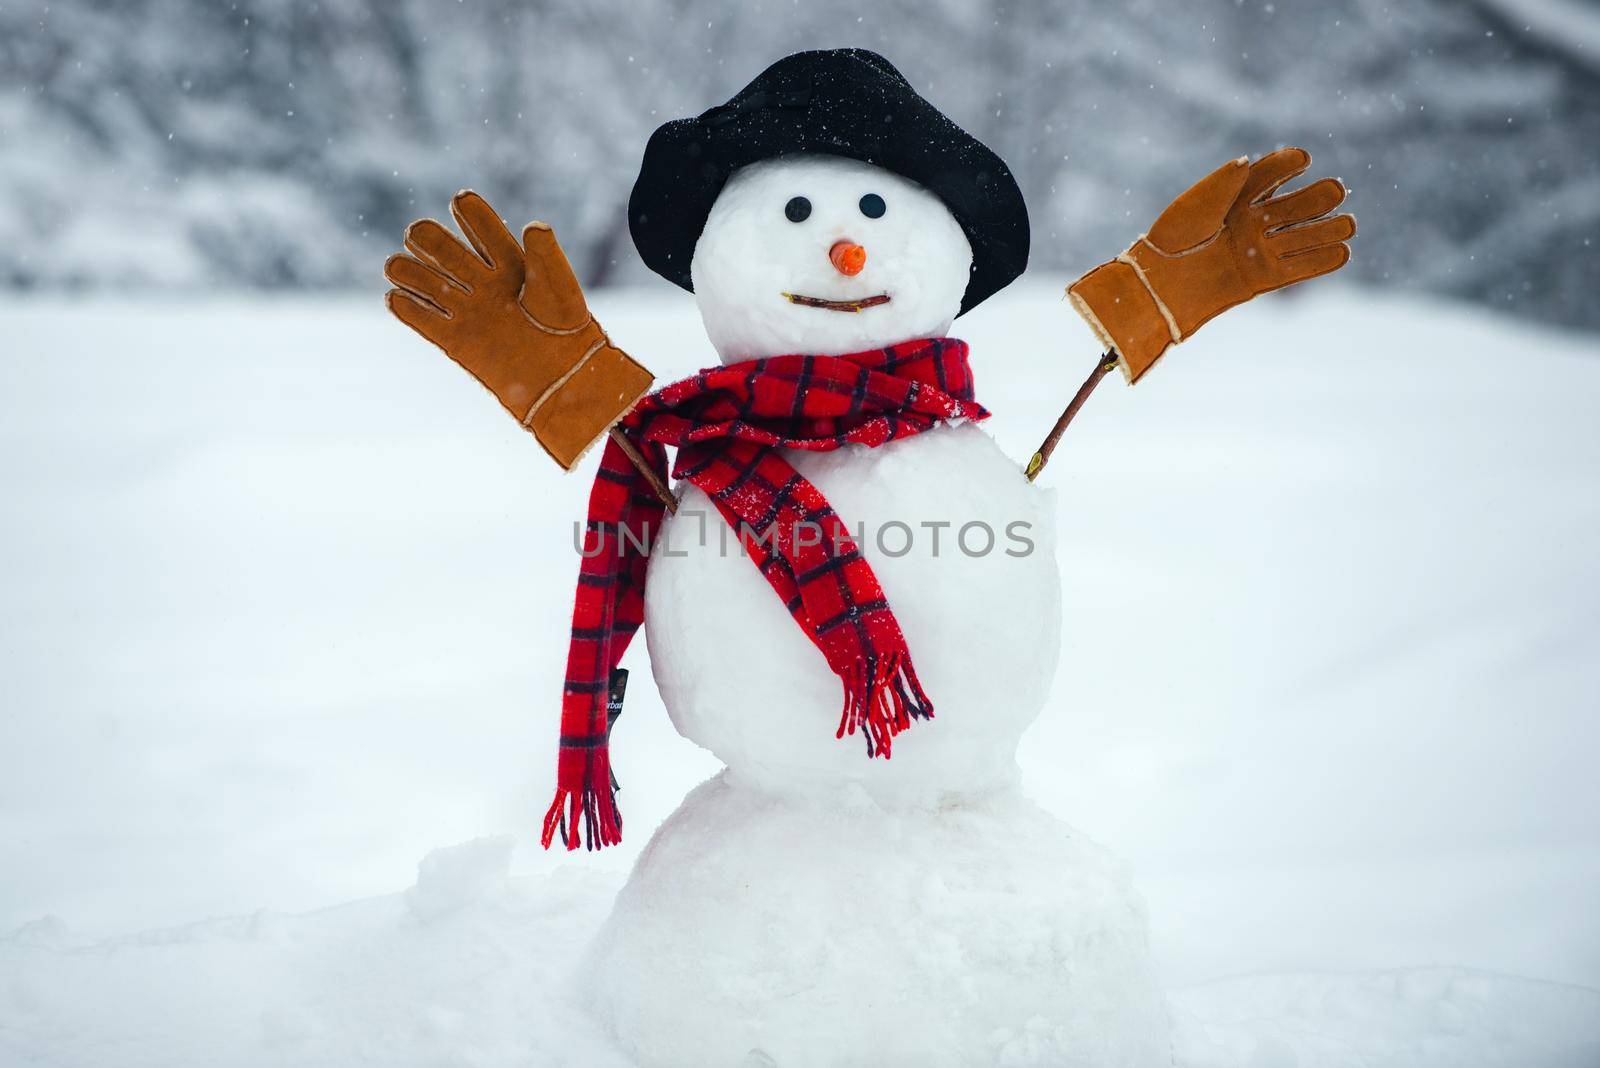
(690, 155, 974, 365)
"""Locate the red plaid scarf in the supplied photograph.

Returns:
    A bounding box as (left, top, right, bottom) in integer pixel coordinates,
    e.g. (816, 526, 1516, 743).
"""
(542, 336, 988, 850)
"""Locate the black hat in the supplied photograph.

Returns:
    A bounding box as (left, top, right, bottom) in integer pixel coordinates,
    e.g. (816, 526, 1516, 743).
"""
(628, 49, 1030, 316)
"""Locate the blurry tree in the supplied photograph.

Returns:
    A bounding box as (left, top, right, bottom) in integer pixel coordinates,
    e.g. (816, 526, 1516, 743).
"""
(0, 0, 1595, 330)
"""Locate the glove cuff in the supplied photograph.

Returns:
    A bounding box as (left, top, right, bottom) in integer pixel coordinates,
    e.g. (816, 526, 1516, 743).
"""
(526, 335, 655, 470)
(1066, 258, 1179, 384)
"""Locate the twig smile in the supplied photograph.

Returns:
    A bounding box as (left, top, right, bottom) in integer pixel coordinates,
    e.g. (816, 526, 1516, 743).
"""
(780, 292, 892, 313)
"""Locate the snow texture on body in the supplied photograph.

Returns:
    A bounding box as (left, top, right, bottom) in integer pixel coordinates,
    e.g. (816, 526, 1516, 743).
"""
(586, 773, 1167, 1067)
(648, 423, 1060, 800)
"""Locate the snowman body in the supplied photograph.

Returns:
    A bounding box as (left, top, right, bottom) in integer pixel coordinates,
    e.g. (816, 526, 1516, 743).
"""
(583, 156, 1170, 1065)
(647, 422, 1059, 803)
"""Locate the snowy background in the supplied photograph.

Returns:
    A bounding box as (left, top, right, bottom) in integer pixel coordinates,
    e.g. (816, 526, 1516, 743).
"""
(3, 0, 1599, 328)
(3, 2, 1600, 1065)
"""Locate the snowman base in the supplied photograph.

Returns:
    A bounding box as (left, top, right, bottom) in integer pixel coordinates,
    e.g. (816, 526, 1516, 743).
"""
(579, 771, 1171, 1067)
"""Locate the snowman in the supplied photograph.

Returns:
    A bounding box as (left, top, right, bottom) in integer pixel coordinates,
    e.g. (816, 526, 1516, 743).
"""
(385, 47, 1353, 1068)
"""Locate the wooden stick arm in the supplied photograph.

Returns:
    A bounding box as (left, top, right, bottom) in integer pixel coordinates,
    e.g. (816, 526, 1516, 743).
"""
(1024, 349, 1120, 483)
(608, 425, 678, 513)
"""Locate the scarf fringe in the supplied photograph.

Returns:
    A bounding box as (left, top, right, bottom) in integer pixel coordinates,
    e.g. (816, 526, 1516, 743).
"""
(834, 653, 934, 759)
(540, 747, 622, 851)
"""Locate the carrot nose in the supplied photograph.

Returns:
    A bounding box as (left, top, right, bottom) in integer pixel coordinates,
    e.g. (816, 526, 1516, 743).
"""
(829, 240, 867, 276)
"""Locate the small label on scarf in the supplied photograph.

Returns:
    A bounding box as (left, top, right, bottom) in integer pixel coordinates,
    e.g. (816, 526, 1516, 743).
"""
(605, 668, 629, 732)
(606, 668, 627, 793)
(606, 668, 628, 733)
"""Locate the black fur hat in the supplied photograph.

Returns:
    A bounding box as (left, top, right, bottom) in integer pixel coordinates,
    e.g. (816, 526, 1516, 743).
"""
(629, 48, 1030, 316)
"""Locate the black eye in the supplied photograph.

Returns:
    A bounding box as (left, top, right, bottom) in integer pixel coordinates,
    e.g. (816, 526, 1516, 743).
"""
(859, 193, 886, 219)
(784, 196, 811, 223)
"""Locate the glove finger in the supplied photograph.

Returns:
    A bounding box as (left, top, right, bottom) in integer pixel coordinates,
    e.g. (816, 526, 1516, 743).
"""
(1278, 242, 1351, 285)
(521, 221, 591, 330)
(404, 218, 487, 288)
(1145, 156, 1249, 252)
(450, 190, 523, 274)
(1241, 147, 1312, 205)
(384, 253, 467, 311)
(1266, 214, 1356, 256)
(386, 289, 454, 346)
(1261, 178, 1347, 231)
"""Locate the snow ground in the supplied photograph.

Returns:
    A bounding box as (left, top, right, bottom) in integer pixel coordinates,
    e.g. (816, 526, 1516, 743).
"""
(2, 281, 1598, 1064)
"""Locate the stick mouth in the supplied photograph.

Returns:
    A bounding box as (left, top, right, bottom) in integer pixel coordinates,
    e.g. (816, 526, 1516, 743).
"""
(781, 292, 892, 313)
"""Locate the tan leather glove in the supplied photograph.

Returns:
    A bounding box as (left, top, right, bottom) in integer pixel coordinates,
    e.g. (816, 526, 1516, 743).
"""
(384, 191, 653, 469)
(1068, 147, 1355, 384)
